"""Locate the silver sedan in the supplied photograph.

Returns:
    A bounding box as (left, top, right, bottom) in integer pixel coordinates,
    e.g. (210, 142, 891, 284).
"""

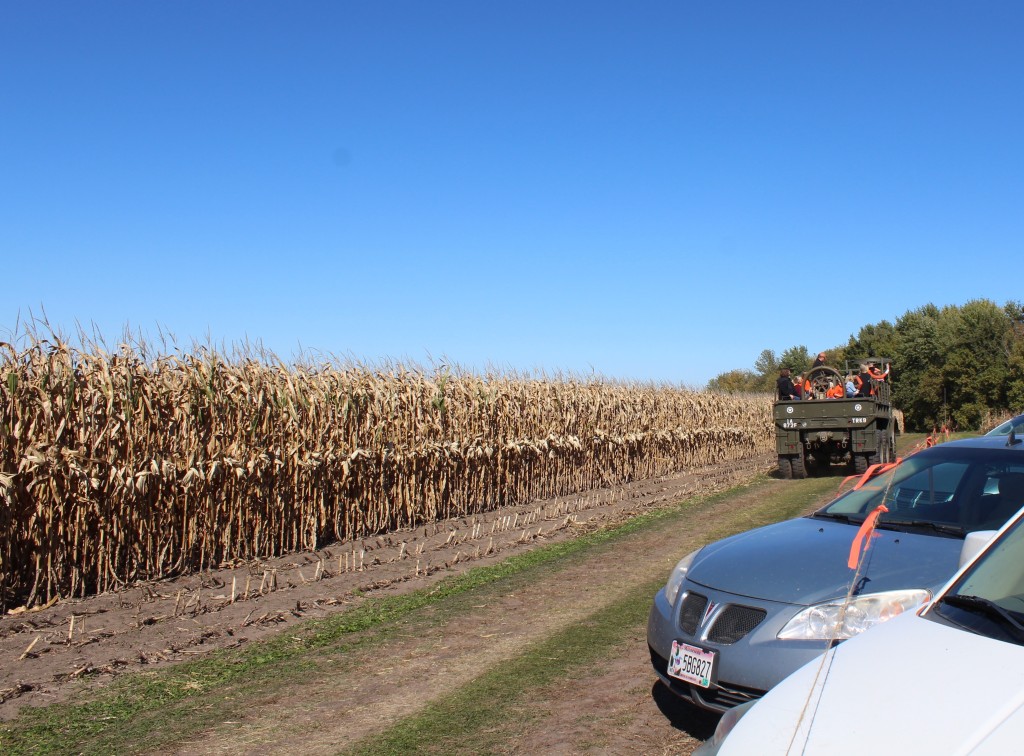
(647, 435, 1024, 712)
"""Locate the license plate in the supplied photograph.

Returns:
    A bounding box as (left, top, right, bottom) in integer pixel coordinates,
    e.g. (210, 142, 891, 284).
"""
(667, 640, 716, 688)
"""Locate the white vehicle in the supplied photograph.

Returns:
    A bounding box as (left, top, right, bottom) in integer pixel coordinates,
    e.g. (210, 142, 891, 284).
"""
(699, 439, 1024, 755)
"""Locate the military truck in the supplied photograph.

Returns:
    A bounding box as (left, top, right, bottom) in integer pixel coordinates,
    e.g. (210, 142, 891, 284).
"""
(774, 359, 897, 479)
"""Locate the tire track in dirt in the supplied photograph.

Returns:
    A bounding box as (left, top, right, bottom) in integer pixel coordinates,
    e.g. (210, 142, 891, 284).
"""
(171, 467, 827, 755)
(0, 455, 771, 722)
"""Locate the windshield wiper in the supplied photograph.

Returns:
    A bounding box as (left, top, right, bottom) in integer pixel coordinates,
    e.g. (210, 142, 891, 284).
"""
(876, 519, 965, 537)
(811, 511, 866, 525)
(938, 594, 1024, 642)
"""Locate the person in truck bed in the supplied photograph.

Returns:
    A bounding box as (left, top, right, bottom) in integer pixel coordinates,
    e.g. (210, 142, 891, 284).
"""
(854, 364, 872, 397)
(867, 362, 890, 381)
(793, 374, 806, 399)
(777, 368, 799, 400)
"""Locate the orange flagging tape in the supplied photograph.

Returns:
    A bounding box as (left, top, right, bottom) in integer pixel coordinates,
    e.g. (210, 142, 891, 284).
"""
(848, 504, 889, 569)
(838, 474, 859, 490)
(853, 462, 899, 490)
(838, 457, 904, 494)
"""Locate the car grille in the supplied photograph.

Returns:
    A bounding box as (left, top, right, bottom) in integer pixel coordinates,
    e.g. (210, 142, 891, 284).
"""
(678, 592, 708, 635)
(690, 680, 765, 710)
(707, 605, 767, 644)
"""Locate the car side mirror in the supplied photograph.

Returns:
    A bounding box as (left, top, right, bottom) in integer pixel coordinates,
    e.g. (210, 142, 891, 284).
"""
(959, 530, 998, 569)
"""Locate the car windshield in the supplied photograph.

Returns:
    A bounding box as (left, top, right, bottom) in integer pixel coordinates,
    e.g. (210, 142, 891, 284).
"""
(987, 416, 1024, 437)
(930, 514, 1024, 645)
(814, 446, 1024, 536)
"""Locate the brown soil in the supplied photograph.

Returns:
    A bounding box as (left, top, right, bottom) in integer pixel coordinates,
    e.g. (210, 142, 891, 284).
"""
(0, 452, 783, 753)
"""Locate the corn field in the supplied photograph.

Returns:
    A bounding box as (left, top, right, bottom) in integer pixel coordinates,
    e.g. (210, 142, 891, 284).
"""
(0, 333, 773, 611)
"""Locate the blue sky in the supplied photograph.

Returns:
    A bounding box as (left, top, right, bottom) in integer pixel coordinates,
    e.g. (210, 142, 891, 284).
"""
(3, 2, 1022, 386)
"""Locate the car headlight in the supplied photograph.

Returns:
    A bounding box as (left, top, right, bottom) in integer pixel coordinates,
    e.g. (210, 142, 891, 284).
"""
(664, 549, 701, 606)
(777, 589, 930, 641)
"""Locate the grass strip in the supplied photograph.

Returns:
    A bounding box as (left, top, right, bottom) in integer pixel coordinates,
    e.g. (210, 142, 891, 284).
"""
(348, 476, 839, 755)
(0, 476, 778, 755)
(4, 469, 835, 749)
(349, 575, 664, 756)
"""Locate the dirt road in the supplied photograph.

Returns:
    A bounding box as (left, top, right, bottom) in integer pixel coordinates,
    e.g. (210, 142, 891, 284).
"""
(1, 450, 845, 754)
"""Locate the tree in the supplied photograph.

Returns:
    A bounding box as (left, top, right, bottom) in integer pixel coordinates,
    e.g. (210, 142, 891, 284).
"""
(941, 299, 1013, 420)
(845, 321, 898, 366)
(753, 349, 778, 377)
(891, 305, 944, 430)
(707, 369, 759, 393)
(779, 345, 812, 375)
(723, 300, 1021, 431)
(1004, 301, 1024, 411)
(752, 349, 780, 393)
(823, 345, 849, 369)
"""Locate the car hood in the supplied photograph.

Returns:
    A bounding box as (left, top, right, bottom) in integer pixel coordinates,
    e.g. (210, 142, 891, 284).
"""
(718, 610, 1024, 755)
(687, 516, 962, 605)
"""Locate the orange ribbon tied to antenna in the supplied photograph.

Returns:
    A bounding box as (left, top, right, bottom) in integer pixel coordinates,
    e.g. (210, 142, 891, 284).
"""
(848, 504, 889, 570)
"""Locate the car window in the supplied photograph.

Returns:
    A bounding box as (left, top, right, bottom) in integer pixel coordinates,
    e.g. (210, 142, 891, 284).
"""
(818, 450, 1024, 534)
(972, 468, 1024, 530)
(822, 455, 968, 518)
(988, 416, 1024, 436)
(930, 515, 1024, 644)
(958, 522, 1024, 607)
(887, 462, 968, 522)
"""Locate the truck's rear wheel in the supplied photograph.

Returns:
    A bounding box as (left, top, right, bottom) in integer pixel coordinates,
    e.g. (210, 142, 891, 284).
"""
(792, 454, 807, 479)
(868, 431, 883, 467)
(778, 456, 793, 479)
(853, 454, 868, 475)
(880, 433, 893, 464)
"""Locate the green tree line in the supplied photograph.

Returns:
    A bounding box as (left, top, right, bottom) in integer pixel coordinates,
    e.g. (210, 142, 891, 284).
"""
(707, 299, 1024, 432)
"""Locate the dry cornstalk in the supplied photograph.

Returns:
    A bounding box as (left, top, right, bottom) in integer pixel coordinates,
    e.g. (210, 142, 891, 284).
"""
(0, 327, 772, 611)
(20, 636, 41, 660)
